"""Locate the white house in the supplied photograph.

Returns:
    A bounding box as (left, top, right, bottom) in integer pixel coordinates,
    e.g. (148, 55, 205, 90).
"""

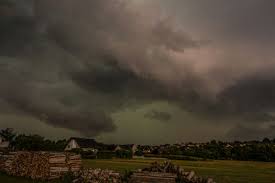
(65, 137, 99, 152)
(114, 145, 122, 152)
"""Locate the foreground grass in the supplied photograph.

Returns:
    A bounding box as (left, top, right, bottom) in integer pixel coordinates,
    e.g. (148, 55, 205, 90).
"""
(0, 172, 61, 183)
(83, 159, 275, 183)
(1, 159, 275, 183)
(0, 173, 33, 183)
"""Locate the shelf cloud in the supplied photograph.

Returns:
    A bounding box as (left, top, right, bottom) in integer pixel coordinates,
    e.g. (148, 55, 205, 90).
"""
(1, 0, 275, 141)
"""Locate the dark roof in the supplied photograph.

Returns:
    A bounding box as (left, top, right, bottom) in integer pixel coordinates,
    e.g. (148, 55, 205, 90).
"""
(70, 137, 100, 148)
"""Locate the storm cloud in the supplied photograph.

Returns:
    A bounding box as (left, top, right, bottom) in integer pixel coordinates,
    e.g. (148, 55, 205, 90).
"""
(1, 0, 275, 141)
(0, 0, 200, 136)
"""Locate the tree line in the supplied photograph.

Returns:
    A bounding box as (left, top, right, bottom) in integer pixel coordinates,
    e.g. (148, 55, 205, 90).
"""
(2, 128, 275, 162)
(154, 139, 275, 162)
(0, 128, 67, 152)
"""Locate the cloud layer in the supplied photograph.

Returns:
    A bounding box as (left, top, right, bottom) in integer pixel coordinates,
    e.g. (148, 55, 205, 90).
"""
(1, 0, 275, 141)
(0, 0, 200, 136)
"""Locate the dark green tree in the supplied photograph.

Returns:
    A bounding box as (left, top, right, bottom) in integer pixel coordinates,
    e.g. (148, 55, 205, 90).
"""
(0, 128, 16, 142)
(263, 138, 271, 144)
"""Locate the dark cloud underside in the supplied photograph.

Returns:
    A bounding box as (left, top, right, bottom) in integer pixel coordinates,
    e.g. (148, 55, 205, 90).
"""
(1, 0, 275, 141)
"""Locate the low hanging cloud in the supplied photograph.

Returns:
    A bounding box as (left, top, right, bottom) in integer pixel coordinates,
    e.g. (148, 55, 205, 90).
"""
(1, 0, 275, 139)
(0, 0, 200, 136)
(144, 110, 172, 122)
(227, 124, 275, 141)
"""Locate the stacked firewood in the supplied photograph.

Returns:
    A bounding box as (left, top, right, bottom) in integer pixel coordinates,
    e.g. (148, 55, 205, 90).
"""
(0, 152, 82, 180)
(131, 161, 216, 183)
(0, 153, 4, 171)
(48, 153, 68, 179)
(30, 152, 51, 179)
(142, 161, 180, 173)
(178, 171, 215, 183)
(10, 152, 40, 178)
(1, 153, 16, 172)
(67, 154, 82, 173)
(0, 153, 14, 172)
(73, 168, 122, 183)
(129, 171, 177, 183)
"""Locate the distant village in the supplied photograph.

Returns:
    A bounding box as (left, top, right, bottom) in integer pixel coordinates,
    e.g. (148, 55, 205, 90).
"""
(0, 128, 275, 183)
(0, 131, 219, 183)
(1, 128, 275, 162)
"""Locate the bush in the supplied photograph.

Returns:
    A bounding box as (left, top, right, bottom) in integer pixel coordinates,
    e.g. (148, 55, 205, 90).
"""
(81, 151, 97, 159)
(97, 151, 116, 159)
(115, 150, 132, 159)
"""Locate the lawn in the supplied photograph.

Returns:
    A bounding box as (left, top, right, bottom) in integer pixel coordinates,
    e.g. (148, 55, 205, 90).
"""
(83, 158, 275, 183)
(1, 159, 275, 183)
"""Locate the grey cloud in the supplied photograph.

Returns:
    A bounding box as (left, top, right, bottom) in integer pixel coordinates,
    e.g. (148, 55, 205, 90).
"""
(0, 0, 199, 136)
(1, 0, 275, 140)
(178, 75, 275, 125)
(219, 77, 275, 114)
(144, 110, 172, 121)
(159, 0, 275, 43)
(227, 124, 275, 141)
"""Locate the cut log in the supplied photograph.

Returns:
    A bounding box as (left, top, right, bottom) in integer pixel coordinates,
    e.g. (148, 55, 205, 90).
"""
(0, 151, 82, 180)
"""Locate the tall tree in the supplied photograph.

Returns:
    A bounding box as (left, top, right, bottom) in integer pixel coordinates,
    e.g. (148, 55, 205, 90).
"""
(0, 128, 16, 142)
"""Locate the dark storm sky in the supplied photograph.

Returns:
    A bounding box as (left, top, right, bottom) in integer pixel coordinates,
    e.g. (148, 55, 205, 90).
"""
(0, 0, 275, 144)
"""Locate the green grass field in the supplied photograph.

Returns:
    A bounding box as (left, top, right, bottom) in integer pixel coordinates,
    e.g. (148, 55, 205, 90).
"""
(1, 159, 275, 183)
(83, 159, 275, 183)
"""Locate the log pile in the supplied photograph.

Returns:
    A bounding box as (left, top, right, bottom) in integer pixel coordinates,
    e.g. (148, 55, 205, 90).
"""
(0, 152, 82, 180)
(0, 153, 15, 172)
(0, 152, 216, 183)
(67, 154, 82, 173)
(130, 161, 216, 183)
(129, 172, 177, 183)
(73, 168, 122, 183)
(142, 161, 180, 173)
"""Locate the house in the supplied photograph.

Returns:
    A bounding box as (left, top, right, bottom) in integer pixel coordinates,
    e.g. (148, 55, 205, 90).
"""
(140, 145, 152, 154)
(114, 145, 122, 152)
(123, 144, 138, 154)
(131, 144, 138, 154)
(64, 137, 100, 152)
(225, 144, 233, 148)
(0, 136, 10, 150)
(112, 144, 138, 157)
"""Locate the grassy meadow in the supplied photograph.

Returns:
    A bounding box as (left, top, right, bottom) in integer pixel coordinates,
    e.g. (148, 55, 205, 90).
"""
(1, 159, 275, 183)
(83, 159, 275, 183)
